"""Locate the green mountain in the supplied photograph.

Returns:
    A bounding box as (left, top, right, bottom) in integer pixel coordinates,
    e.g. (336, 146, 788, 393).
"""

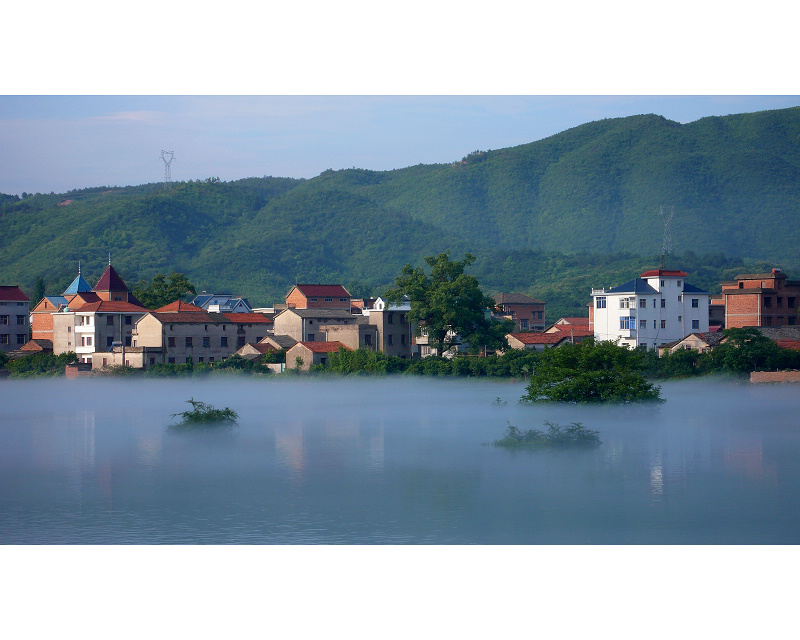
(2, 106, 799, 317)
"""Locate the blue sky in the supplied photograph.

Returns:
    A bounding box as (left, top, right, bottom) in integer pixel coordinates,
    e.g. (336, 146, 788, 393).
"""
(2, 95, 799, 196)
(2, 5, 799, 196)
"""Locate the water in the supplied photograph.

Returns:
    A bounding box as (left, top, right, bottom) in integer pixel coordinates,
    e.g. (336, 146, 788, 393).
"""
(1, 375, 799, 544)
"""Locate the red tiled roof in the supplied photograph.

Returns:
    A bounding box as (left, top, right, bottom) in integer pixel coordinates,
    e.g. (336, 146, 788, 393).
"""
(551, 325, 594, 336)
(223, 313, 272, 324)
(640, 269, 689, 278)
(293, 284, 351, 298)
(556, 317, 590, 326)
(74, 300, 148, 313)
(508, 332, 565, 345)
(156, 300, 204, 312)
(93, 265, 130, 292)
(0, 285, 30, 302)
(298, 341, 351, 353)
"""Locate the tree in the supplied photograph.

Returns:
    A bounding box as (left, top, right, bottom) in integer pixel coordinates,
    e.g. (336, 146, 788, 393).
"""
(386, 252, 509, 356)
(133, 272, 197, 310)
(32, 277, 45, 307)
(521, 338, 663, 404)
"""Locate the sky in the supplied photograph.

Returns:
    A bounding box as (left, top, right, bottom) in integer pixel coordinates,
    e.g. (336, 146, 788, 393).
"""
(2, 95, 800, 196)
(3, 4, 799, 196)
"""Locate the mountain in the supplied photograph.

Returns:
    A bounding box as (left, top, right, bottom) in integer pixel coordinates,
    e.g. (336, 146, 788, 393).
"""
(2, 106, 800, 314)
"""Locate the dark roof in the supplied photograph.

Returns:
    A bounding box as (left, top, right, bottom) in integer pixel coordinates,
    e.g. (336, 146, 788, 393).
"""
(755, 326, 800, 342)
(20, 339, 53, 352)
(291, 284, 351, 298)
(682, 283, 709, 294)
(0, 285, 30, 302)
(93, 265, 129, 292)
(605, 279, 659, 295)
(493, 293, 544, 305)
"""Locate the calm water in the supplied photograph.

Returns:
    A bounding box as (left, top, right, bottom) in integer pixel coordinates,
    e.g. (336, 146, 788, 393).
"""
(1, 375, 799, 544)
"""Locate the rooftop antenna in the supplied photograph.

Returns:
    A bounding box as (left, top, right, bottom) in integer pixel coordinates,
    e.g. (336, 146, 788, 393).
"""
(160, 150, 175, 189)
(659, 205, 674, 269)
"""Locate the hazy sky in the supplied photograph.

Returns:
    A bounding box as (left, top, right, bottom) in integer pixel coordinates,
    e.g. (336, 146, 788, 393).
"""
(3, 5, 799, 196)
(2, 95, 799, 196)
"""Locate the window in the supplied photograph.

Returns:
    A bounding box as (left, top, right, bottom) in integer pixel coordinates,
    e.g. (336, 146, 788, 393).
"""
(168, 337, 175, 347)
(186, 357, 192, 364)
(661, 320, 666, 329)
(107, 315, 114, 325)
(309, 298, 317, 302)
(102, 358, 108, 367)
(401, 335, 406, 345)
(388, 313, 394, 324)
(325, 297, 333, 302)
(692, 298, 699, 308)
(16, 315, 26, 325)
(364, 334, 372, 345)
(124, 336, 131, 347)
(764, 297, 772, 308)
(639, 319, 647, 330)
(198, 357, 204, 363)
(789, 317, 796, 325)
(0, 315, 8, 325)
(17, 334, 26, 344)
(653, 320, 656, 329)
(677, 281, 682, 287)
(237, 336, 246, 347)
(639, 299, 647, 308)
(777, 297, 783, 308)
(677, 295, 682, 302)
(595, 297, 606, 309)
(168, 357, 175, 364)
(185, 337, 193, 347)
(256, 336, 263, 342)
(661, 299, 666, 308)
(0, 335, 7, 344)
(149, 357, 156, 366)
(619, 298, 632, 309)
(765, 316, 773, 326)
(204, 324, 208, 331)
(107, 337, 113, 347)
(520, 319, 528, 329)
(209, 357, 214, 363)
(307, 333, 315, 342)
(692, 320, 700, 329)
(660, 280, 665, 287)
(619, 317, 634, 330)
(221, 336, 228, 347)
(678, 316, 682, 322)
(339, 298, 348, 302)
(202, 337, 210, 347)
(789, 297, 797, 308)
(125, 315, 132, 325)
(387, 334, 394, 345)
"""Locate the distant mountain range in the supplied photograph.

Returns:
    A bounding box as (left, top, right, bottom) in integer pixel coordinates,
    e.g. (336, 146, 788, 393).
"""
(2, 106, 799, 318)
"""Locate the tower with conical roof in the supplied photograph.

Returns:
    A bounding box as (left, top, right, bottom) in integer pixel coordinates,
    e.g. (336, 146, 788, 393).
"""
(63, 263, 93, 296)
(93, 256, 132, 302)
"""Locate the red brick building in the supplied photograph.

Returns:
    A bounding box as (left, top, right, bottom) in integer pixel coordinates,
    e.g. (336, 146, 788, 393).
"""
(285, 284, 352, 310)
(721, 269, 800, 328)
(492, 293, 546, 332)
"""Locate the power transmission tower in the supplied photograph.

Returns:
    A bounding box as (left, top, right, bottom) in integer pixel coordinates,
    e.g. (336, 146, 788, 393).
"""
(160, 150, 175, 189)
(659, 205, 674, 269)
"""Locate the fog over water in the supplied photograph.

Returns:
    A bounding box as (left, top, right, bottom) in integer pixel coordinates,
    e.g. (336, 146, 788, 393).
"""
(1, 376, 799, 544)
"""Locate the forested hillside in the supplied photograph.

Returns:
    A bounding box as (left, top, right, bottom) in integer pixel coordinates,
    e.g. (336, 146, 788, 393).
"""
(2, 106, 799, 318)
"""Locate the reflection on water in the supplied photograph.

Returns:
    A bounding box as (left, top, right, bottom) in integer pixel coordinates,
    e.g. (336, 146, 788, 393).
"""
(1, 376, 799, 544)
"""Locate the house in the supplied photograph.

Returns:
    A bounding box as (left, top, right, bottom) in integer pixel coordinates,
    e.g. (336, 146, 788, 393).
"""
(285, 284, 351, 310)
(234, 342, 280, 361)
(0, 285, 31, 353)
(48, 264, 149, 363)
(492, 293, 546, 332)
(272, 308, 376, 349)
(505, 332, 573, 351)
(360, 297, 414, 358)
(590, 268, 710, 350)
(657, 332, 727, 356)
(720, 269, 800, 329)
(286, 341, 350, 371)
(191, 293, 253, 313)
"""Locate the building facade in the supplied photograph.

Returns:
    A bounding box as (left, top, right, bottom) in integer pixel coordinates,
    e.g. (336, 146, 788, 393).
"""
(285, 284, 351, 310)
(0, 286, 30, 353)
(721, 269, 800, 328)
(591, 269, 710, 350)
(492, 293, 546, 332)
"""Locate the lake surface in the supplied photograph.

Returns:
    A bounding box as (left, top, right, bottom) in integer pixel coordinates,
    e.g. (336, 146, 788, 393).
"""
(1, 375, 799, 544)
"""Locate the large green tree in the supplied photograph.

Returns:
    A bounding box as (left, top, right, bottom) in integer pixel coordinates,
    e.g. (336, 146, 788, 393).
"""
(521, 338, 663, 403)
(133, 272, 197, 310)
(386, 252, 510, 355)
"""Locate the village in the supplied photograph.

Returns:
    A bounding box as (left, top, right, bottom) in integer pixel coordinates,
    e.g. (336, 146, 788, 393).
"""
(2, 260, 799, 374)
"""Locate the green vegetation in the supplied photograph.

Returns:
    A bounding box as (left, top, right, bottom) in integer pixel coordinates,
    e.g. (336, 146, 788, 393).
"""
(387, 252, 512, 355)
(170, 398, 238, 427)
(4, 352, 77, 378)
(132, 272, 197, 309)
(2, 107, 800, 314)
(491, 421, 601, 450)
(521, 339, 663, 404)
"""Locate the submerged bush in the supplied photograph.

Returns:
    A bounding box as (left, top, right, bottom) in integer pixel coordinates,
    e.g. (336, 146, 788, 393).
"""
(491, 421, 601, 450)
(170, 398, 238, 429)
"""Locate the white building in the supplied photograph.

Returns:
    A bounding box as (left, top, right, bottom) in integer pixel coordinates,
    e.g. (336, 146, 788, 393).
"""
(590, 269, 710, 350)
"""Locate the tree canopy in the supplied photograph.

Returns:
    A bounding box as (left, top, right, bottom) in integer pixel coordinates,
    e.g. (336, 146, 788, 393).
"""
(386, 252, 510, 355)
(133, 272, 197, 309)
(521, 338, 663, 404)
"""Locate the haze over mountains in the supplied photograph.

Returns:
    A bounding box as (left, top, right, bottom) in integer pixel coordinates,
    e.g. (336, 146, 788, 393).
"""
(2, 106, 799, 317)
